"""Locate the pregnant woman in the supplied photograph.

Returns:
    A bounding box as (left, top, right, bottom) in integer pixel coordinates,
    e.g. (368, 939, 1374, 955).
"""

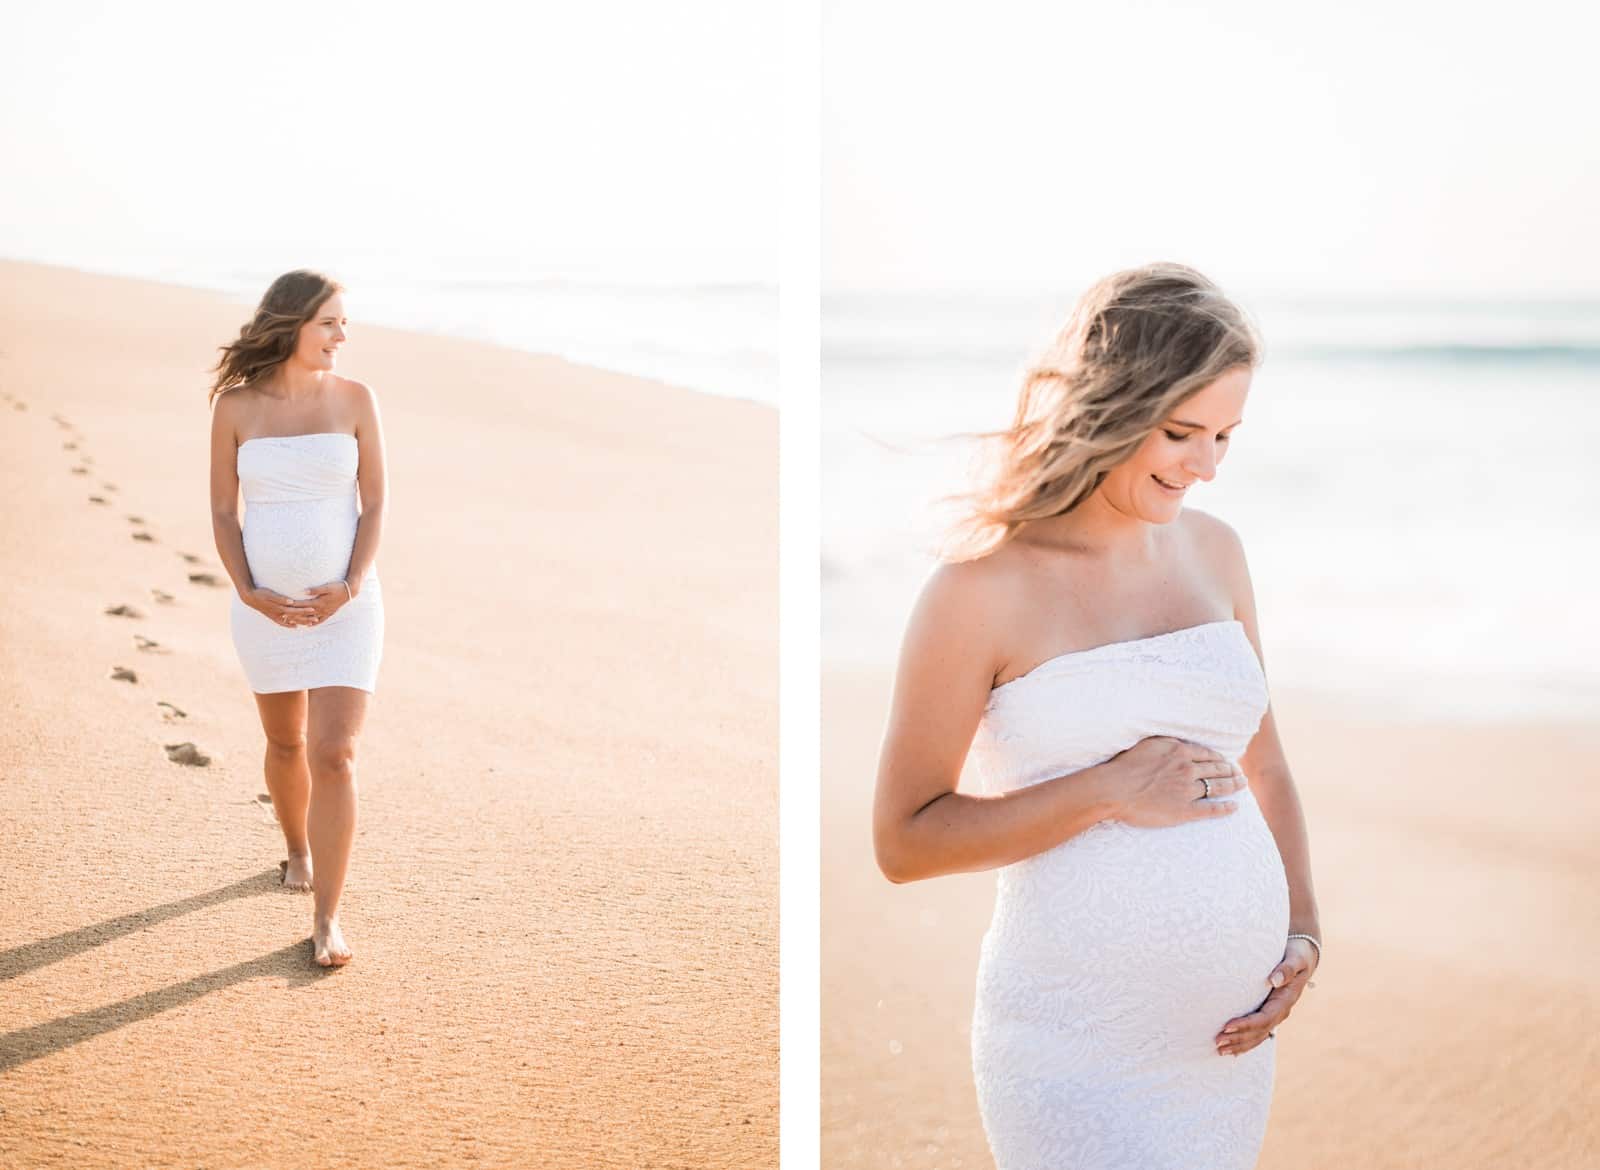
(873, 264, 1322, 1168)
(208, 269, 387, 968)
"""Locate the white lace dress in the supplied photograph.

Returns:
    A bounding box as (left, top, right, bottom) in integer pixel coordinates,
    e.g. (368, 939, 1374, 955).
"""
(968, 620, 1289, 1170)
(228, 433, 383, 694)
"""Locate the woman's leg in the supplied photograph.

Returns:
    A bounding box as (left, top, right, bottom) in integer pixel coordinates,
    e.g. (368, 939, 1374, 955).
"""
(306, 685, 369, 966)
(253, 690, 312, 890)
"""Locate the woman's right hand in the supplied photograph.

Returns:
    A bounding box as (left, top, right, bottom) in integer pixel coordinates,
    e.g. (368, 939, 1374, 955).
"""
(1104, 737, 1247, 828)
(244, 587, 314, 628)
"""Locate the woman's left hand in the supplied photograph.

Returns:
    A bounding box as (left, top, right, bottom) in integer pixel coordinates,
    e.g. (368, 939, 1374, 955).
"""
(1215, 936, 1318, 1056)
(298, 580, 353, 626)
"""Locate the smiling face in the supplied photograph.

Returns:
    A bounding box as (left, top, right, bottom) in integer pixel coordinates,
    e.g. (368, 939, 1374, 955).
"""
(1096, 364, 1253, 523)
(291, 292, 347, 371)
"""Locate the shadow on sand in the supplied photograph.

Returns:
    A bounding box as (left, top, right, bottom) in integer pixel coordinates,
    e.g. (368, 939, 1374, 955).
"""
(0, 939, 327, 1072)
(0, 870, 332, 1072)
(0, 869, 283, 983)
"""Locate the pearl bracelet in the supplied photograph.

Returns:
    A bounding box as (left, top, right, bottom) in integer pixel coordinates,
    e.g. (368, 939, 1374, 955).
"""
(1286, 932, 1320, 960)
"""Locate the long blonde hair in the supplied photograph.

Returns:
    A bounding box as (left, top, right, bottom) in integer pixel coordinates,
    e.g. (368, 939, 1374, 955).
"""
(209, 269, 344, 405)
(946, 263, 1260, 560)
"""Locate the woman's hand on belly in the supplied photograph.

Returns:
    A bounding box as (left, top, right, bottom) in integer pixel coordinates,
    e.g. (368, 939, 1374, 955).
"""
(1104, 737, 1250, 829)
(243, 586, 318, 628)
(298, 579, 353, 627)
(1215, 936, 1319, 1056)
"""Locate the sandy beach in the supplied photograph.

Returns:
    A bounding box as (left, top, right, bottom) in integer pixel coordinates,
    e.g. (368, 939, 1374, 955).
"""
(0, 260, 776, 1168)
(823, 663, 1599, 1169)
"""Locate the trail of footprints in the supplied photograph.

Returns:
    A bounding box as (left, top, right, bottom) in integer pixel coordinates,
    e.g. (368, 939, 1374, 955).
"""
(0, 390, 227, 770)
(26, 403, 226, 771)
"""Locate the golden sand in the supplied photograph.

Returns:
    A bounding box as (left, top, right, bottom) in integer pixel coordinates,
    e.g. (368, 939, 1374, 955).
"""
(0, 261, 776, 1169)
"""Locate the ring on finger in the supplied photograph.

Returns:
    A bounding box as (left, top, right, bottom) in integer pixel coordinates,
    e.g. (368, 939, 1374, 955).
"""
(1200, 777, 1211, 798)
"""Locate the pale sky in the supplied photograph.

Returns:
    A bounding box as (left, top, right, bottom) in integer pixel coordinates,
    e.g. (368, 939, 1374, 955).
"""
(824, 0, 1600, 295)
(2, 1, 777, 284)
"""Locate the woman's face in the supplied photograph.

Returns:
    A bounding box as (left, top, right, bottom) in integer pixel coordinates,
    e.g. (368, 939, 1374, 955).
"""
(1097, 364, 1253, 524)
(293, 292, 347, 371)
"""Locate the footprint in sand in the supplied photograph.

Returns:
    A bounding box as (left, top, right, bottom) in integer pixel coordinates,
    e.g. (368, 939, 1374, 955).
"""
(127, 515, 145, 524)
(150, 588, 175, 605)
(156, 700, 187, 721)
(70, 466, 88, 475)
(164, 742, 211, 767)
(13, 402, 26, 411)
(104, 604, 143, 619)
(102, 482, 117, 492)
(188, 572, 224, 587)
(133, 634, 167, 653)
(108, 665, 138, 683)
(132, 532, 155, 543)
(88, 495, 108, 505)
(63, 440, 78, 450)
(178, 552, 202, 564)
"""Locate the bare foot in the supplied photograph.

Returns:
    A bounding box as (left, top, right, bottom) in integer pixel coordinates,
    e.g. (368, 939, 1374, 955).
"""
(279, 853, 313, 893)
(312, 918, 352, 967)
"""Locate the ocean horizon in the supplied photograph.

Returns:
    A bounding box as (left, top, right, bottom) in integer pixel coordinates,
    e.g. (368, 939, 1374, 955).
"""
(1, 248, 778, 408)
(824, 287, 1600, 723)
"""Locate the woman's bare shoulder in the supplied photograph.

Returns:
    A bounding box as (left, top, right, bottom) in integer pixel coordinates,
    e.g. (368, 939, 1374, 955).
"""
(908, 546, 1033, 669)
(1177, 506, 1246, 560)
(1176, 507, 1253, 610)
(210, 384, 256, 428)
(329, 373, 377, 402)
(325, 374, 377, 431)
(924, 545, 1033, 612)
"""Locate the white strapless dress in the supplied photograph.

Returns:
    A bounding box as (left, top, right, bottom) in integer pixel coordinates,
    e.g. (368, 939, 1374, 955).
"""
(228, 433, 383, 694)
(968, 620, 1289, 1170)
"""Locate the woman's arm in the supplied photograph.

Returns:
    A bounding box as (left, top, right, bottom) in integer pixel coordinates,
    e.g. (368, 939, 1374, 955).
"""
(1214, 519, 1322, 942)
(872, 561, 1243, 883)
(1200, 514, 1323, 1053)
(343, 380, 388, 595)
(208, 393, 258, 598)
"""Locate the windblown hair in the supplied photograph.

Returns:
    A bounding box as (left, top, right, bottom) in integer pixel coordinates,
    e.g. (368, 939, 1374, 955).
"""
(945, 263, 1260, 561)
(208, 269, 344, 405)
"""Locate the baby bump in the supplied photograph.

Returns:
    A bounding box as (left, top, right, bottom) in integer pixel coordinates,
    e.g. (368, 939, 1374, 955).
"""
(242, 498, 358, 596)
(978, 789, 1290, 1063)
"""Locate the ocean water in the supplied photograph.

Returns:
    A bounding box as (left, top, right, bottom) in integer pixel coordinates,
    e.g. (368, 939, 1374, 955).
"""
(823, 289, 1600, 722)
(9, 248, 777, 407)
